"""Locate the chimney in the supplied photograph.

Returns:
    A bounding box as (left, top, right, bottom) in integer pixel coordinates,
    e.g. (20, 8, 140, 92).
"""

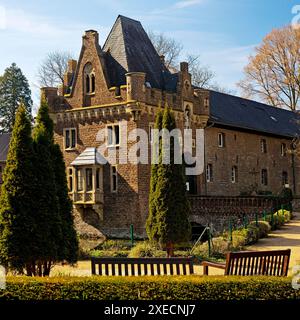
(68, 59, 77, 73)
(83, 30, 100, 47)
(180, 62, 189, 73)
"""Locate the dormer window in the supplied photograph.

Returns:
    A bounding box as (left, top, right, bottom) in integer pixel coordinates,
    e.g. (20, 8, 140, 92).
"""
(84, 63, 95, 94)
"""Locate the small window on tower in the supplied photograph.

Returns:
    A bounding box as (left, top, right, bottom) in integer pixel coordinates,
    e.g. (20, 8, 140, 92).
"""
(64, 128, 77, 150)
(107, 124, 120, 147)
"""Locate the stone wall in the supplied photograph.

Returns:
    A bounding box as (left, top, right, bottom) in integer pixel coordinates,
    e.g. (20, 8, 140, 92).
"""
(203, 126, 294, 196)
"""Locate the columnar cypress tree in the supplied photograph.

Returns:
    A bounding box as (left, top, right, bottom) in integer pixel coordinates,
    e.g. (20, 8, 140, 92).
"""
(147, 106, 191, 256)
(37, 95, 78, 264)
(0, 105, 36, 272)
(52, 144, 78, 263)
(32, 119, 63, 276)
(146, 109, 163, 241)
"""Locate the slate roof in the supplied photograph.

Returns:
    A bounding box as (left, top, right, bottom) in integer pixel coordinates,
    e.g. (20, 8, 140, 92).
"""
(103, 15, 177, 91)
(71, 147, 106, 166)
(209, 90, 300, 138)
(0, 133, 11, 162)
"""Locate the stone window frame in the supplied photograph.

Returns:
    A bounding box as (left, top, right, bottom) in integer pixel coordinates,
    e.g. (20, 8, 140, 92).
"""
(231, 166, 238, 183)
(63, 128, 77, 150)
(218, 132, 225, 148)
(281, 143, 287, 157)
(84, 63, 96, 95)
(206, 163, 213, 182)
(261, 138, 267, 153)
(110, 165, 118, 193)
(261, 169, 268, 186)
(106, 123, 120, 147)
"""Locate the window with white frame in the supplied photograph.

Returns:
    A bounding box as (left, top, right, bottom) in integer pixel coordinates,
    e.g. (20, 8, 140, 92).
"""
(107, 124, 120, 146)
(281, 143, 287, 157)
(86, 168, 93, 191)
(261, 169, 268, 186)
(231, 166, 238, 183)
(76, 168, 84, 191)
(218, 133, 225, 147)
(64, 128, 76, 150)
(111, 165, 118, 192)
(206, 164, 213, 182)
(261, 139, 267, 153)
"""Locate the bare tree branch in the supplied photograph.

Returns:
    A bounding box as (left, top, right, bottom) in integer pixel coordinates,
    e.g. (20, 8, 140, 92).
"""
(147, 31, 183, 69)
(238, 25, 300, 111)
(37, 51, 73, 87)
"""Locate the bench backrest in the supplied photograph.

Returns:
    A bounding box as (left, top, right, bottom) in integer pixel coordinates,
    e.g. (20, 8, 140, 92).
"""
(225, 249, 291, 276)
(91, 257, 194, 276)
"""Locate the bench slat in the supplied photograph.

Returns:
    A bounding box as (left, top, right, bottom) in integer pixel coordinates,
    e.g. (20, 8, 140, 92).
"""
(206, 249, 290, 277)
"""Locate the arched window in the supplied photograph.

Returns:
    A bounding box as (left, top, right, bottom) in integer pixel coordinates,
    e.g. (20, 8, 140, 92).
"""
(86, 74, 90, 93)
(84, 63, 95, 94)
(91, 74, 95, 93)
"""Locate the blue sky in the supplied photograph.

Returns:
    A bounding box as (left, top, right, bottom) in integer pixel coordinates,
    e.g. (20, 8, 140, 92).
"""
(0, 0, 298, 111)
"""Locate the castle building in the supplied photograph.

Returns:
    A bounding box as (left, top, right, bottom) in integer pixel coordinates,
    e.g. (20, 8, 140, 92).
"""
(2, 15, 300, 239)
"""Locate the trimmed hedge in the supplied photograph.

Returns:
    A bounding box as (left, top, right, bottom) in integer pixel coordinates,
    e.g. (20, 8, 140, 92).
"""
(0, 276, 299, 300)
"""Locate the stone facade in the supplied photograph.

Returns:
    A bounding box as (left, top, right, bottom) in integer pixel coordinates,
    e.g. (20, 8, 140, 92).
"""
(39, 17, 300, 239)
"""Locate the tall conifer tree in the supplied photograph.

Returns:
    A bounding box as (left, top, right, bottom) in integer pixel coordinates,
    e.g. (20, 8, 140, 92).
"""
(0, 105, 35, 272)
(34, 95, 78, 269)
(146, 109, 163, 241)
(147, 106, 191, 256)
(0, 63, 32, 132)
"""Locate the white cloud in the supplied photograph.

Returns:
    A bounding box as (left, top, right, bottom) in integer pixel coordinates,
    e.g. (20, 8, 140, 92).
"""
(174, 0, 204, 9)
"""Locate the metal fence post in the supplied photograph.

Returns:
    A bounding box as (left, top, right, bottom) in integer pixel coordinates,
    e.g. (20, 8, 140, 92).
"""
(208, 226, 212, 257)
(263, 210, 266, 221)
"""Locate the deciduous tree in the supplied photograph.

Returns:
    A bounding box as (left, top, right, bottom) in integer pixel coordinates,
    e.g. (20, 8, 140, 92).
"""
(238, 25, 300, 110)
(37, 51, 73, 87)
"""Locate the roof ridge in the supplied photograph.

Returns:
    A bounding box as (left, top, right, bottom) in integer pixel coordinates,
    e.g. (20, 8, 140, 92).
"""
(209, 89, 297, 115)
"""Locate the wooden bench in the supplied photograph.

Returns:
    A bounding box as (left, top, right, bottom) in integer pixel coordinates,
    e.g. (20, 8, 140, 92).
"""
(91, 257, 194, 276)
(201, 249, 291, 276)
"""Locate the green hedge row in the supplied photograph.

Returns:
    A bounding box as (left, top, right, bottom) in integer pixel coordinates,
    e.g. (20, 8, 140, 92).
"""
(1, 276, 299, 300)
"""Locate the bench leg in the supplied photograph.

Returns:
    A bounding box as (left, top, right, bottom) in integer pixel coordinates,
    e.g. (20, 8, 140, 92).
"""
(203, 265, 209, 275)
